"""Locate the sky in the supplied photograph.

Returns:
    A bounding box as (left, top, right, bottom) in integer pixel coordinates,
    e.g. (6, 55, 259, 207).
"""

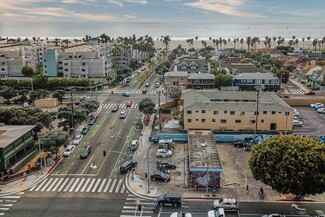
(0, 0, 324, 23)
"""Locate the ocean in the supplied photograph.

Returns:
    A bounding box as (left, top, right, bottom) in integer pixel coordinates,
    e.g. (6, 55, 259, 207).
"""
(1, 21, 325, 40)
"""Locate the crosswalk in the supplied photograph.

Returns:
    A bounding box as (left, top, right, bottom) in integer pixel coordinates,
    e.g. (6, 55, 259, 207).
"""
(0, 192, 24, 216)
(29, 177, 127, 194)
(285, 88, 305, 94)
(115, 89, 157, 94)
(101, 103, 138, 109)
(120, 194, 156, 217)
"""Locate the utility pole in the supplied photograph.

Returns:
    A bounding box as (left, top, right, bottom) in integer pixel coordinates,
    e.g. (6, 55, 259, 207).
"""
(158, 90, 161, 132)
(255, 86, 260, 137)
(70, 89, 75, 137)
(147, 147, 150, 193)
(205, 155, 210, 197)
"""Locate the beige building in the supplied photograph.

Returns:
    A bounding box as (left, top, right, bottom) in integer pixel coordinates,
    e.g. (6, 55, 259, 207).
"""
(183, 90, 294, 132)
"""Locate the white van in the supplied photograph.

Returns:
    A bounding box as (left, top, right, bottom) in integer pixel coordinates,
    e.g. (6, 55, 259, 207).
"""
(155, 82, 160, 88)
(159, 139, 174, 150)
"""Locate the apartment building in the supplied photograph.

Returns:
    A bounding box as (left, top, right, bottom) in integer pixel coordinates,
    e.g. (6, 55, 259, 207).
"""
(183, 90, 294, 133)
(0, 44, 46, 78)
(43, 43, 113, 78)
(233, 72, 280, 90)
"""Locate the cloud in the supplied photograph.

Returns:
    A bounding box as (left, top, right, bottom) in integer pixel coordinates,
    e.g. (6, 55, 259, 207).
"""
(107, 0, 124, 7)
(164, 0, 183, 2)
(125, 0, 148, 4)
(185, 0, 262, 17)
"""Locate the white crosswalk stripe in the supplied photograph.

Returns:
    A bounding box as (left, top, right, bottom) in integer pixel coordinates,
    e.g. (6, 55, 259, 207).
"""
(115, 89, 157, 94)
(0, 193, 23, 216)
(101, 103, 138, 110)
(288, 89, 305, 94)
(120, 194, 155, 217)
(29, 177, 126, 194)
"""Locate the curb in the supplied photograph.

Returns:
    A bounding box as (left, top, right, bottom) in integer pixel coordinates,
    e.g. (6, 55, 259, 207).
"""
(125, 172, 157, 201)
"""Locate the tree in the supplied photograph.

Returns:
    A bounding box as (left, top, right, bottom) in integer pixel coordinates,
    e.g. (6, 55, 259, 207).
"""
(79, 99, 100, 115)
(0, 87, 18, 104)
(276, 69, 290, 84)
(249, 136, 325, 199)
(52, 90, 66, 103)
(21, 65, 34, 77)
(139, 97, 155, 118)
(240, 58, 253, 63)
(214, 74, 233, 89)
(57, 107, 87, 130)
(166, 86, 182, 100)
(40, 130, 69, 157)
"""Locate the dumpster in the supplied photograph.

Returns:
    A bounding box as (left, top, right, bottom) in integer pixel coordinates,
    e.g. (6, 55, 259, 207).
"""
(149, 137, 159, 143)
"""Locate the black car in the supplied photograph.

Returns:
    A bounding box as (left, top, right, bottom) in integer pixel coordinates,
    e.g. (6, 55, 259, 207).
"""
(156, 160, 176, 169)
(80, 146, 91, 159)
(142, 88, 148, 94)
(120, 160, 137, 174)
(233, 140, 247, 148)
(151, 171, 170, 182)
(81, 126, 90, 135)
(157, 193, 182, 207)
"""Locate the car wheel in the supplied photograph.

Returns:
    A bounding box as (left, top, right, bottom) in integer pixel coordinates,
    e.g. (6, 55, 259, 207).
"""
(231, 208, 236, 211)
(164, 179, 168, 183)
(152, 177, 155, 181)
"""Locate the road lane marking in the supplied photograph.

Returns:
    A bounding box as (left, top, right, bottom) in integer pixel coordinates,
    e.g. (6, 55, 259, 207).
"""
(81, 154, 95, 174)
(109, 179, 117, 193)
(57, 178, 70, 192)
(91, 179, 101, 192)
(46, 178, 59, 191)
(114, 179, 123, 193)
(63, 178, 75, 192)
(74, 178, 85, 192)
(40, 178, 53, 191)
(34, 179, 48, 192)
(80, 178, 90, 192)
(97, 179, 107, 192)
(52, 178, 64, 191)
(86, 179, 96, 192)
(69, 178, 80, 192)
(103, 179, 112, 192)
(120, 182, 126, 193)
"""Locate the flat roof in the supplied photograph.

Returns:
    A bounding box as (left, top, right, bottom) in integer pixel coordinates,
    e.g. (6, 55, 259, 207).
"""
(64, 45, 97, 52)
(0, 125, 36, 148)
(188, 130, 222, 170)
(0, 45, 22, 51)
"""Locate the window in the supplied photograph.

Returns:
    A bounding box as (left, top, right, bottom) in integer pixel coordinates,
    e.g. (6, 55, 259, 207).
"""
(202, 110, 206, 113)
(235, 120, 241, 123)
(69, 56, 73, 58)
(187, 110, 192, 114)
(271, 111, 276, 114)
(220, 119, 227, 123)
(82, 63, 86, 66)
(44, 71, 47, 74)
(254, 111, 259, 115)
(279, 112, 282, 114)
(188, 119, 192, 123)
(81, 69, 86, 72)
(196, 110, 199, 113)
(64, 63, 68, 66)
(224, 111, 227, 114)
(263, 111, 267, 114)
(241, 111, 245, 115)
(250, 120, 256, 124)
(1, 68, 4, 71)
(213, 111, 218, 115)
(196, 119, 199, 121)
(64, 69, 68, 71)
(261, 119, 264, 123)
(44, 60, 46, 62)
(212, 118, 216, 122)
(44, 65, 47, 68)
(285, 112, 289, 116)
(202, 119, 206, 123)
(230, 111, 235, 115)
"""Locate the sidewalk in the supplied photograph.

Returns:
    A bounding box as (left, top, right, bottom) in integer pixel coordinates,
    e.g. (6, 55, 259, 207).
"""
(126, 115, 323, 202)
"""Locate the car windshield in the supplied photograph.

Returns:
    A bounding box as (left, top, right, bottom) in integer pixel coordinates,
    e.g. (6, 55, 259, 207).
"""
(75, 135, 81, 139)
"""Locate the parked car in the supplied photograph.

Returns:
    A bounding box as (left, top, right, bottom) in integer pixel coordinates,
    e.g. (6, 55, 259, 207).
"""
(126, 101, 133, 107)
(151, 171, 170, 182)
(304, 91, 316, 95)
(310, 103, 323, 108)
(80, 146, 92, 159)
(63, 145, 76, 157)
(130, 140, 139, 151)
(120, 160, 137, 174)
(120, 110, 127, 119)
(156, 160, 177, 169)
(262, 214, 286, 217)
(111, 104, 119, 112)
(293, 120, 303, 127)
(213, 198, 238, 210)
(72, 134, 84, 145)
(170, 212, 192, 217)
(145, 83, 150, 87)
(314, 104, 325, 110)
(157, 193, 182, 207)
(317, 107, 325, 113)
(81, 125, 90, 135)
(233, 140, 246, 148)
(156, 149, 172, 158)
(122, 92, 131, 97)
(87, 116, 98, 126)
(22, 102, 29, 108)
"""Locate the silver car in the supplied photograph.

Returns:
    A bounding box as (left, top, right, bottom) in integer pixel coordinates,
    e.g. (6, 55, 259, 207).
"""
(156, 149, 172, 158)
(72, 134, 83, 145)
(213, 198, 238, 210)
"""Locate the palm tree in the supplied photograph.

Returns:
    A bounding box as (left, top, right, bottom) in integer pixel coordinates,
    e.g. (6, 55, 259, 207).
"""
(240, 38, 244, 49)
(233, 39, 237, 49)
(195, 36, 198, 41)
(147, 59, 155, 72)
(246, 37, 252, 51)
(307, 36, 311, 49)
(295, 39, 299, 47)
(273, 37, 277, 42)
(163, 35, 171, 51)
(302, 38, 305, 49)
(312, 39, 318, 53)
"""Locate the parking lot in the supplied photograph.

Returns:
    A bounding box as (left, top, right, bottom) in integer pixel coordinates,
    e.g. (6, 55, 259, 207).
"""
(292, 106, 325, 135)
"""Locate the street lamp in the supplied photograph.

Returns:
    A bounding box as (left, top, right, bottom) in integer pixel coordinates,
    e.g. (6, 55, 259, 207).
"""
(145, 146, 153, 193)
(255, 86, 261, 137)
(70, 88, 76, 138)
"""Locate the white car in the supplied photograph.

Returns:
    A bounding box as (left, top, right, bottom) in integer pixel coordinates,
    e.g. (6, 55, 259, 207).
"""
(213, 198, 238, 210)
(310, 103, 323, 108)
(120, 111, 127, 119)
(63, 145, 76, 157)
(72, 134, 83, 145)
(170, 212, 192, 217)
(156, 149, 172, 158)
(293, 120, 302, 127)
(318, 108, 325, 114)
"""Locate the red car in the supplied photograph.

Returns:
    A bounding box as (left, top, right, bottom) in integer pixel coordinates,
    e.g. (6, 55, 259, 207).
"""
(126, 101, 133, 107)
(304, 91, 316, 95)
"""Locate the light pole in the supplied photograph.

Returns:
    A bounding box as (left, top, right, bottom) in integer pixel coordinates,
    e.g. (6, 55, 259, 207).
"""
(205, 154, 210, 197)
(38, 143, 43, 174)
(158, 90, 161, 132)
(146, 146, 152, 193)
(70, 88, 75, 138)
(255, 86, 260, 137)
(285, 111, 289, 135)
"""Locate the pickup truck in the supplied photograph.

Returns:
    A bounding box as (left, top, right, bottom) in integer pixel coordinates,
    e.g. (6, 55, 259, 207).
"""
(208, 208, 240, 217)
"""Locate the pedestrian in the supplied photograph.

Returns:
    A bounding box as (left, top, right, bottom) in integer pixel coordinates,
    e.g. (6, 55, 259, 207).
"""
(259, 186, 264, 195)
(246, 184, 249, 194)
(196, 183, 199, 191)
(23, 172, 28, 181)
